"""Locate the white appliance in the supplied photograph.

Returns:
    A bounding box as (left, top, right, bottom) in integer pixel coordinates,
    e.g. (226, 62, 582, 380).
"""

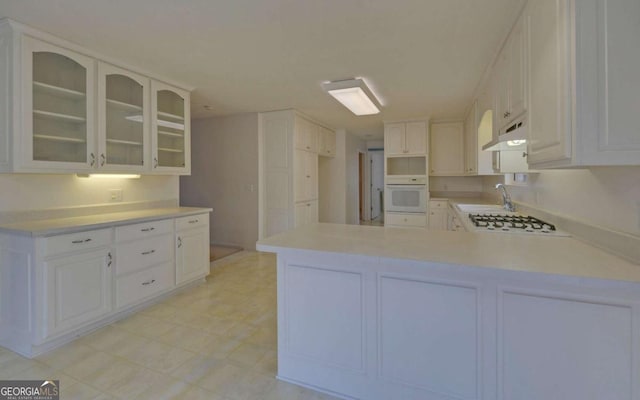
(385, 184, 427, 213)
(466, 213, 570, 236)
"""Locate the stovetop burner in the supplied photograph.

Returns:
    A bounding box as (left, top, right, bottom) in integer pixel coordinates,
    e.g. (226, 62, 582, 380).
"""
(467, 213, 569, 236)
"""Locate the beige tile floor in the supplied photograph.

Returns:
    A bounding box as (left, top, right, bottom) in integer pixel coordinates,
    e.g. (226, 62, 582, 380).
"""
(0, 251, 339, 400)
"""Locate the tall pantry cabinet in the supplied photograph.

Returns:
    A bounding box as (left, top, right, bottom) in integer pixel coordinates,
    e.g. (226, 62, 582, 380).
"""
(259, 110, 336, 238)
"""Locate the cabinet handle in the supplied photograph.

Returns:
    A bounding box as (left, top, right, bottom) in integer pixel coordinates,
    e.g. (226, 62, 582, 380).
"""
(307, 203, 311, 207)
(71, 238, 92, 244)
(141, 249, 156, 255)
(100, 153, 105, 166)
(141, 279, 156, 286)
(107, 252, 112, 267)
(154, 157, 158, 168)
(177, 237, 182, 248)
(522, 152, 528, 158)
(306, 175, 311, 178)
(188, 219, 199, 224)
(90, 153, 95, 167)
(141, 227, 155, 232)
(306, 146, 310, 150)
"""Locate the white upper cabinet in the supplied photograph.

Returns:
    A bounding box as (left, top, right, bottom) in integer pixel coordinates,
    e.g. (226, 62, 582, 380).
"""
(526, 0, 640, 167)
(318, 126, 336, 157)
(22, 36, 96, 171)
(151, 81, 191, 174)
(0, 18, 193, 175)
(430, 122, 464, 176)
(464, 101, 478, 175)
(98, 63, 149, 171)
(494, 13, 527, 133)
(384, 121, 427, 156)
(294, 116, 318, 153)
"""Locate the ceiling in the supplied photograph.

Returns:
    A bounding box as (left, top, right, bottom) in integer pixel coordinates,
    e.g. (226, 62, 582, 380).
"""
(0, 0, 526, 138)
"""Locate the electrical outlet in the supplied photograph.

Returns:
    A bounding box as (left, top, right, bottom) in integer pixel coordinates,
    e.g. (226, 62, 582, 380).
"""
(109, 189, 123, 202)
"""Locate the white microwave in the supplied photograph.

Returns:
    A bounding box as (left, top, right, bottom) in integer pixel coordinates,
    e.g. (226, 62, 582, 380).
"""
(385, 185, 427, 213)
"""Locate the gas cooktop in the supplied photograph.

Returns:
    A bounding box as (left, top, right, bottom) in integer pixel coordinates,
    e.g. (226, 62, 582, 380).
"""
(467, 213, 570, 236)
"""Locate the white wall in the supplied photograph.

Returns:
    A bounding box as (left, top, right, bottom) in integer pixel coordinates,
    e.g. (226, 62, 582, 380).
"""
(180, 114, 259, 250)
(345, 131, 367, 224)
(483, 167, 640, 236)
(319, 130, 347, 224)
(430, 176, 484, 195)
(0, 174, 178, 212)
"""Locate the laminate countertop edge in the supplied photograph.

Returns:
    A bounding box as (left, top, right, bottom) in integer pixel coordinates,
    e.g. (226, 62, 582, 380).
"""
(0, 207, 213, 237)
(256, 223, 640, 285)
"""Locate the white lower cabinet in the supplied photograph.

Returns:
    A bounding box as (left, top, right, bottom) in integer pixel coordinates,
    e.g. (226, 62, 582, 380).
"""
(176, 214, 210, 285)
(386, 212, 427, 228)
(428, 200, 448, 230)
(44, 248, 112, 338)
(0, 210, 210, 357)
(295, 200, 318, 228)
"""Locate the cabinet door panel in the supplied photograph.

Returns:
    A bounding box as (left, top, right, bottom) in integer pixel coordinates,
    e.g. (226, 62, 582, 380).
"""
(22, 36, 95, 171)
(509, 15, 527, 120)
(176, 227, 209, 284)
(405, 122, 427, 154)
(464, 101, 477, 174)
(45, 249, 111, 337)
(526, 0, 572, 165)
(306, 151, 318, 200)
(151, 81, 190, 174)
(384, 123, 405, 155)
(294, 149, 306, 202)
(98, 63, 149, 171)
(430, 122, 464, 175)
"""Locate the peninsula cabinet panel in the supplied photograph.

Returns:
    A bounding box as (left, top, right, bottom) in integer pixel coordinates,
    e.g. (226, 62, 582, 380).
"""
(500, 290, 633, 400)
(379, 276, 479, 400)
(268, 247, 640, 400)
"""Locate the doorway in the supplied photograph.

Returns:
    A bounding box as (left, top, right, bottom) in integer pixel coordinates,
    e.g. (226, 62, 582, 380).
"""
(358, 152, 365, 222)
(369, 150, 384, 223)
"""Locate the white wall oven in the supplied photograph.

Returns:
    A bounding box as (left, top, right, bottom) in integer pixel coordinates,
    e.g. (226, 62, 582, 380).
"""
(385, 184, 427, 213)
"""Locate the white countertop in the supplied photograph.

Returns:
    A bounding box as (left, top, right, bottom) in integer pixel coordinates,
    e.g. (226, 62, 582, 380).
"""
(0, 207, 212, 237)
(256, 223, 640, 284)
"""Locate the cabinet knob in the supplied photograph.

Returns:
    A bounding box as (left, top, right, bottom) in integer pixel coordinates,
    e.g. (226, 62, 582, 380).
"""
(100, 153, 105, 167)
(522, 152, 528, 158)
(154, 157, 158, 168)
(306, 175, 311, 178)
(90, 153, 95, 167)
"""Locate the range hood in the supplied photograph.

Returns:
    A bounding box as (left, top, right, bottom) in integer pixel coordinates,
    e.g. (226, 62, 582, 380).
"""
(482, 118, 527, 151)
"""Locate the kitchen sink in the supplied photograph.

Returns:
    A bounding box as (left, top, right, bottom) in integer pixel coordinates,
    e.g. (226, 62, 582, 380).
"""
(456, 204, 515, 214)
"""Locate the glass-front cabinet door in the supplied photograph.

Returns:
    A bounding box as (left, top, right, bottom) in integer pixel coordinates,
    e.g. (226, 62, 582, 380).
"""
(98, 63, 148, 171)
(151, 81, 190, 174)
(22, 36, 95, 171)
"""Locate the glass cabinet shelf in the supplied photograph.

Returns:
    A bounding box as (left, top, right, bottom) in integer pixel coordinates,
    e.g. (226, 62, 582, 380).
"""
(33, 109, 87, 123)
(158, 130, 184, 138)
(106, 98, 142, 112)
(106, 138, 143, 146)
(33, 134, 86, 143)
(33, 81, 85, 100)
(158, 147, 184, 153)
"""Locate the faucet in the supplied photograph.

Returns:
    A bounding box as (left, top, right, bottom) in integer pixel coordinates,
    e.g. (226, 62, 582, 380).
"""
(495, 183, 515, 212)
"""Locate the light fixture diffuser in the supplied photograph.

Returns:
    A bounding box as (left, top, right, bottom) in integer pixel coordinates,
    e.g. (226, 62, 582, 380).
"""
(322, 78, 381, 116)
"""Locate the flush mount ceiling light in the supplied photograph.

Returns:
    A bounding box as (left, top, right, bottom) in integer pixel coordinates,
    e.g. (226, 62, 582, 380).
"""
(322, 78, 381, 116)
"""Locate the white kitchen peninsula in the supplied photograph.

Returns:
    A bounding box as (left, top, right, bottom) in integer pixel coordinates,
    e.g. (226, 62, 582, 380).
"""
(257, 223, 640, 400)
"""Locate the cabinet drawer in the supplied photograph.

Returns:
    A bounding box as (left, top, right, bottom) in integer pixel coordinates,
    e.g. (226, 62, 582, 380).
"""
(43, 229, 112, 257)
(386, 213, 427, 227)
(116, 234, 173, 276)
(176, 214, 208, 231)
(116, 262, 173, 308)
(429, 200, 448, 209)
(115, 219, 173, 242)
